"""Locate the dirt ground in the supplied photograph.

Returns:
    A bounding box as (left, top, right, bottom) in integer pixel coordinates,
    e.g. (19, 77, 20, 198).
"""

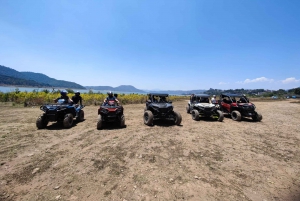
(0, 100, 300, 201)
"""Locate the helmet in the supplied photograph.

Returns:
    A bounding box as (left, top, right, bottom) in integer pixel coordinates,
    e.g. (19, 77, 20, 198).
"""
(75, 91, 80, 96)
(107, 91, 113, 97)
(60, 90, 67, 96)
(213, 95, 216, 98)
(243, 94, 246, 96)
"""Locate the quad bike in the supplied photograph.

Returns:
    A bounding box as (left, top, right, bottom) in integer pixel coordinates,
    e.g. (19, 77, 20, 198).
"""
(36, 99, 85, 129)
(143, 93, 182, 126)
(97, 100, 125, 129)
(186, 94, 224, 122)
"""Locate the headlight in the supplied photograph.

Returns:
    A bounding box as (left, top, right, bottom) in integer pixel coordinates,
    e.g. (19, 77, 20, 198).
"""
(152, 106, 160, 112)
(101, 108, 108, 114)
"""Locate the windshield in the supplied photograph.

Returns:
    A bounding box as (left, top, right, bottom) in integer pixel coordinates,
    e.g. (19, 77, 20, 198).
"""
(196, 97, 209, 103)
(151, 95, 169, 103)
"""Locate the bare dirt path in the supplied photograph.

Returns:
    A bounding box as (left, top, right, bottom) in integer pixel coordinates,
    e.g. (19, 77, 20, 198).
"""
(0, 100, 300, 201)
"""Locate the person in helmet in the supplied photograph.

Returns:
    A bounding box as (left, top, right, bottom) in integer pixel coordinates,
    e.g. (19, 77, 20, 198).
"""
(239, 94, 249, 103)
(190, 94, 196, 103)
(103, 91, 119, 105)
(211, 95, 217, 104)
(72, 91, 83, 106)
(54, 90, 73, 104)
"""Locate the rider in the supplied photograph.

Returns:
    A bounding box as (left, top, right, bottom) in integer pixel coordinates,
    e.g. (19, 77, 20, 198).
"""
(211, 95, 217, 104)
(72, 91, 83, 106)
(54, 90, 73, 104)
(103, 91, 119, 105)
(190, 94, 196, 103)
(239, 94, 249, 103)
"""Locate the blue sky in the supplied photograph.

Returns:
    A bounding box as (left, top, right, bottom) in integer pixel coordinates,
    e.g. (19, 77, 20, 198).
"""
(0, 0, 299, 90)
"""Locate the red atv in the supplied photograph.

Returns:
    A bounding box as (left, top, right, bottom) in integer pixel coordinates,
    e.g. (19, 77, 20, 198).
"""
(219, 93, 262, 121)
(97, 100, 125, 129)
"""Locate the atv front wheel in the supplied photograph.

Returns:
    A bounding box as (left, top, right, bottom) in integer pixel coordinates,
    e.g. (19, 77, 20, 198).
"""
(76, 110, 84, 122)
(174, 111, 182, 125)
(191, 110, 200, 121)
(252, 112, 262, 122)
(216, 110, 224, 122)
(63, 113, 73, 128)
(186, 105, 190, 114)
(97, 115, 103, 130)
(144, 110, 154, 126)
(36, 114, 48, 129)
(231, 110, 241, 121)
(120, 115, 125, 127)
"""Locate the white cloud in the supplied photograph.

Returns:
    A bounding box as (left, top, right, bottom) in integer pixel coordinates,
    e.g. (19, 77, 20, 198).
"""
(281, 77, 300, 84)
(218, 82, 229, 85)
(238, 77, 274, 84)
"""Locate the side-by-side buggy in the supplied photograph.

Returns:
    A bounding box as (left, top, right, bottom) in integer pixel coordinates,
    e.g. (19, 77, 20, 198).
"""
(143, 93, 182, 126)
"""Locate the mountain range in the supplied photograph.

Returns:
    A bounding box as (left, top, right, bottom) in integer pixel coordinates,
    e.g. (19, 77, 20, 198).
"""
(0, 65, 206, 94)
(0, 65, 85, 89)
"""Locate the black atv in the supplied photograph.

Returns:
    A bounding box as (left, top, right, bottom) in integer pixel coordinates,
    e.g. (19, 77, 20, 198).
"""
(36, 99, 85, 129)
(219, 93, 262, 121)
(97, 100, 125, 129)
(186, 94, 224, 122)
(143, 93, 182, 126)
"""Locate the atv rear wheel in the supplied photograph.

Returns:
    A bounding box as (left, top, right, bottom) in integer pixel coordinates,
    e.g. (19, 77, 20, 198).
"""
(76, 110, 84, 122)
(97, 115, 103, 130)
(231, 110, 241, 121)
(63, 113, 73, 128)
(120, 115, 125, 127)
(144, 110, 154, 126)
(252, 112, 262, 122)
(191, 110, 200, 121)
(186, 105, 190, 114)
(174, 111, 182, 125)
(216, 110, 224, 122)
(36, 114, 48, 129)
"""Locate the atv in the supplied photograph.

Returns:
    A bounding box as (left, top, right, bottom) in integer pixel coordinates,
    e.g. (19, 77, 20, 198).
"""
(36, 99, 85, 129)
(219, 93, 262, 121)
(97, 100, 125, 129)
(186, 94, 224, 121)
(143, 93, 182, 126)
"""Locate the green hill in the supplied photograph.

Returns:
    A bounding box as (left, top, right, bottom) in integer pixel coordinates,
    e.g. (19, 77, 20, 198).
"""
(0, 65, 85, 89)
(0, 75, 50, 87)
(21, 72, 85, 89)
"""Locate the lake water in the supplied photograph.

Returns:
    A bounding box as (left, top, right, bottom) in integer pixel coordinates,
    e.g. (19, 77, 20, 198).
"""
(0, 86, 147, 95)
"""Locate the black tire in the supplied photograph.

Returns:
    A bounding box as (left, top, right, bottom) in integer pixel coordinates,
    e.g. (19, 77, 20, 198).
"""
(252, 112, 262, 122)
(186, 105, 190, 114)
(231, 110, 241, 121)
(97, 115, 103, 130)
(120, 115, 125, 127)
(191, 110, 200, 121)
(174, 111, 182, 125)
(216, 110, 224, 122)
(36, 114, 48, 129)
(76, 110, 84, 122)
(63, 113, 73, 128)
(144, 110, 154, 126)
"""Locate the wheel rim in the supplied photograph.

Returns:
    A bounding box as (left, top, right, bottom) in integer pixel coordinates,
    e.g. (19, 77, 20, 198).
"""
(145, 113, 149, 121)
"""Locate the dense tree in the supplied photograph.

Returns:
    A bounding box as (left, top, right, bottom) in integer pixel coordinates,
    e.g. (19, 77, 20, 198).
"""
(295, 87, 300, 95)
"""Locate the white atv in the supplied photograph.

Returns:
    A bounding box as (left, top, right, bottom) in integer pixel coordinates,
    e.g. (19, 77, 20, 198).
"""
(186, 94, 224, 122)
